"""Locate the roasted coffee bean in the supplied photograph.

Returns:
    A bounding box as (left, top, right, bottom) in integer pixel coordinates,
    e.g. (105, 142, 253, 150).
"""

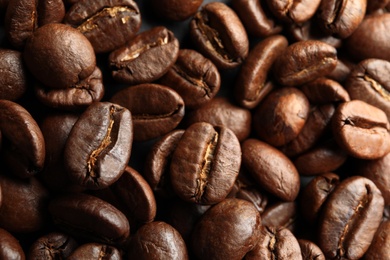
(0, 100, 45, 178)
(159, 48, 221, 109)
(355, 152, 390, 205)
(318, 176, 384, 259)
(300, 172, 340, 224)
(128, 221, 188, 260)
(0, 174, 49, 233)
(332, 100, 390, 159)
(346, 13, 390, 61)
(273, 40, 337, 87)
(367, 0, 390, 13)
(234, 35, 288, 109)
(245, 226, 302, 260)
(294, 139, 348, 175)
(363, 220, 390, 259)
(266, 0, 321, 24)
(24, 23, 96, 90)
(34, 66, 104, 111)
(242, 139, 300, 202)
(0, 49, 28, 101)
(67, 243, 121, 260)
(112, 166, 157, 223)
(64, 102, 132, 190)
(190, 2, 249, 69)
(65, 0, 141, 53)
(253, 87, 310, 147)
(143, 129, 184, 198)
(317, 0, 367, 38)
(151, 0, 203, 21)
(345, 59, 390, 120)
(301, 78, 350, 105)
(185, 97, 251, 141)
(109, 26, 179, 85)
(0, 227, 25, 260)
(281, 104, 335, 157)
(262, 201, 297, 232)
(49, 193, 130, 244)
(298, 239, 325, 260)
(110, 83, 184, 142)
(328, 59, 353, 83)
(28, 232, 78, 260)
(231, 0, 282, 38)
(170, 122, 241, 204)
(37, 0, 65, 26)
(191, 198, 261, 260)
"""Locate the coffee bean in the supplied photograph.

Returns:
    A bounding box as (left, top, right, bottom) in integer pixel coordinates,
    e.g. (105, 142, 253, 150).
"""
(0, 227, 25, 260)
(318, 176, 384, 259)
(274, 40, 337, 87)
(367, 0, 390, 13)
(363, 220, 390, 259)
(28, 232, 78, 260)
(49, 193, 130, 245)
(298, 239, 325, 260)
(67, 243, 122, 260)
(65, 0, 141, 53)
(64, 102, 133, 190)
(159, 48, 221, 109)
(109, 26, 179, 84)
(261, 201, 297, 232)
(191, 198, 261, 260)
(234, 35, 288, 109)
(110, 83, 184, 141)
(128, 221, 188, 260)
(266, 0, 321, 24)
(332, 100, 390, 159)
(190, 2, 249, 69)
(151, 0, 203, 21)
(242, 139, 300, 201)
(301, 77, 350, 104)
(170, 122, 241, 204)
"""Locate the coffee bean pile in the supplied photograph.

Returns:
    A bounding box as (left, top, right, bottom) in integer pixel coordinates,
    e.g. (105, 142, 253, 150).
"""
(0, 0, 389, 259)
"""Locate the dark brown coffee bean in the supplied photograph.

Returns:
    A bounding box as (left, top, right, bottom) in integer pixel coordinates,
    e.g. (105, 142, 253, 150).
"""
(67, 243, 122, 260)
(143, 129, 184, 198)
(24, 23, 96, 90)
(4, 0, 37, 48)
(245, 226, 302, 260)
(151, 0, 203, 21)
(185, 97, 252, 141)
(191, 198, 261, 260)
(332, 100, 390, 159)
(231, 0, 282, 38)
(234, 35, 288, 109)
(37, 0, 65, 26)
(262, 201, 297, 232)
(318, 176, 384, 259)
(298, 239, 325, 260)
(327, 59, 353, 83)
(190, 2, 249, 69)
(301, 78, 350, 104)
(242, 139, 300, 202)
(112, 166, 157, 223)
(34, 66, 104, 111)
(0, 49, 28, 101)
(346, 13, 390, 62)
(266, 0, 321, 24)
(274, 40, 337, 87)
(65, 0, 141, 53)
(0, 100, 45, 178)
(281, 104, 335, 157)
(0, 227, 25, 260)
(367, 0, 390, 13)
(49, 193, 130, 244)
(110, 83, 184, 142)
(363, 220, 390, 259)
(355, 152, 390, 205)
(170, 122, 241, 205)
(128, 221, 188, 260)
(345, 59, 390, 120)
(0, 174, 49, 233)
(300, 172, 340, 224)
(294, 139, 348, 176)
(317, 0, 367, 38)
(64, 102, 133, 190)
(253, 87, 310, 147)
(109, 26, 179, 84)
(159, 49, 221, 109)
(28, 232, 78, 260)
